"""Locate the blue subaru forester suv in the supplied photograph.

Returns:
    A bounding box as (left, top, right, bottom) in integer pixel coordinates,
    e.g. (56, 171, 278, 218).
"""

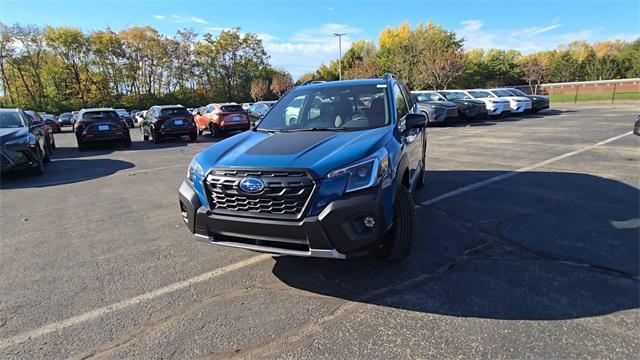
(179, 74, 427, 260)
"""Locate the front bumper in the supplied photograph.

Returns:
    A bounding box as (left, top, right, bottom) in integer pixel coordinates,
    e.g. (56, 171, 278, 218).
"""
(0, 145, 40, 173)
(178, 180, 386, 259)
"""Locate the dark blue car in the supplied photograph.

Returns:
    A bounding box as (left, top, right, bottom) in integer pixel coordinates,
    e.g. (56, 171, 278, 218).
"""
(179, 74, 428, 260)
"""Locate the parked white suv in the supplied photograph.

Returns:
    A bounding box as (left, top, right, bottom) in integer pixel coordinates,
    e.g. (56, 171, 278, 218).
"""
(441, 90, 510, 116)
(486, 88, 532, 114)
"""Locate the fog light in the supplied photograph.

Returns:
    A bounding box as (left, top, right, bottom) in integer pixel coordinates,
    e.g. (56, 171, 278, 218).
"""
(363, 216, 376, 229)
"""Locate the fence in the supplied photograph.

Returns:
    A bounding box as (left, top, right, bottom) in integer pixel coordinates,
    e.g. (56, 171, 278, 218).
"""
(515, 78, 640, 103)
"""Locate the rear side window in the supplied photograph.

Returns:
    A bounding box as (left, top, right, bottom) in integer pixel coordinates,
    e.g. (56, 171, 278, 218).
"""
(160, 107, 190, 116)
(220, 105, 243, 112)
(393, 84, 409, 119)
(82, 111, 119, 121)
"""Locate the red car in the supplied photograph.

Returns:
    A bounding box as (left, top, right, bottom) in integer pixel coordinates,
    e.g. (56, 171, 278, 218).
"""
(41, 114, 61, 133)
(194, 103, 249, 137)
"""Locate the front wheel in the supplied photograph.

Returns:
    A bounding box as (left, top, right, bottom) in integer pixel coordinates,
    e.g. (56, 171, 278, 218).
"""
(375, 185, 416, 261)
(123, 135, 132, 148)
(209, 122, 220, 138)
(152, 128, 163, 144)
(189, 132, 197, 142)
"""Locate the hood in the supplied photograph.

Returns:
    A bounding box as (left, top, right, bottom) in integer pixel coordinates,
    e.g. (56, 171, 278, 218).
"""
(417, 101, 457, 109)
(500, 96, 531, 102)
(196, 127, 392, 178)
(0, 127, 29, 145)
(449, 99, 485, 106)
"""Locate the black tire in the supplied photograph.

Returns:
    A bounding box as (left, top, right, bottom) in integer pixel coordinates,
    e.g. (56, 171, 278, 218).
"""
(421, 111, 431, 126)
(30, 146, 45, 175)
(198, 129, 204, 136)
(77, 135, 87, 151)
(189, 131, 197, 142)
(209, 122, 220, 138)
(375, 185, 416, 261)
(123, 135, 132, 148)
(143, 134, 149, 141)
(43, 141, 51, 163)
(152, 128, 163, 144)
(416, 165, 425, 189)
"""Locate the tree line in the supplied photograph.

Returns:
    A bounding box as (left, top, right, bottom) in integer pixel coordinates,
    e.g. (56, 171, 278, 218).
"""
(300, 22, 640, 94)
(1, 21, 638, 113)
(0, 23, 292, 113)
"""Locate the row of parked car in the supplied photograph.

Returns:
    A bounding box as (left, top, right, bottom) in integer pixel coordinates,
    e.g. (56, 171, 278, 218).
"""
(411, 88, 550, 125)
(0, 83, 549, 177)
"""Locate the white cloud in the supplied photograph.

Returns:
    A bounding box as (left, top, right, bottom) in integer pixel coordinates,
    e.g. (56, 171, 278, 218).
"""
(261, 23, 364, 78)
(204, 26, 231, 33)
(155, 14, 210, 25)
(456, 19, 637, 54)
(189, 16, 208, 25)
(257, 33, 278, 42)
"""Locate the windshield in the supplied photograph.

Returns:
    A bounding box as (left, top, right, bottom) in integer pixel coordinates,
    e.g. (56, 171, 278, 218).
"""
(82, 111, 119, 121)
(508, 88, 528, 96)
(160, 107, 190, 116)
(0, 110, 26, 128)
(116, 110, 128, 116)
(442, 92, 468, 100)
(492, 89, 514, 97)
(468, 90, 493, 98)
(60, 113, 72, 119)
(414, 92, 443, 102)
(257, 84, 389, 131)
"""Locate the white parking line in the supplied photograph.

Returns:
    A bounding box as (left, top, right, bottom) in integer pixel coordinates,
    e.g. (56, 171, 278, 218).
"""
(420, 131, 633, 206)
(0, 254, 272, 351)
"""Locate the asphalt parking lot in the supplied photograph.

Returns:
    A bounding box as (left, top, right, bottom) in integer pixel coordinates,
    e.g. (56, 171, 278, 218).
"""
(1, 103, 638, 359)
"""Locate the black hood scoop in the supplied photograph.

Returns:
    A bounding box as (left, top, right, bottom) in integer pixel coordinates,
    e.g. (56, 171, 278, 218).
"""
(246, 131, 336, 155)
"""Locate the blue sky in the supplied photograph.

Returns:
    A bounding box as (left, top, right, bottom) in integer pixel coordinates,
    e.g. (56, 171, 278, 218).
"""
(2, 0, 639, 77)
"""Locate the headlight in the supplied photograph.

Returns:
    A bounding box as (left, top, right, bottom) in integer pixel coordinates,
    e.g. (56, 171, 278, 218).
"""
(187, 157, 204, 183)
(327, 147, 389, 193)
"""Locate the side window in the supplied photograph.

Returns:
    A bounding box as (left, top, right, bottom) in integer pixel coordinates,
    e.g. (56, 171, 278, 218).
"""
(205, 105, 213, 113)
(399, 85, 415, 111)
(393, 84, 409, 120)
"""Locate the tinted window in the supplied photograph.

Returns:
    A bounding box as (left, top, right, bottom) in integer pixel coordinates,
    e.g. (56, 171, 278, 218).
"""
(492, 89, 513, 97)
(160, 107, 190, 116)
(59, 112, 72, 120)
(220, 105, 244, 112)
(82, 111, 119, 121)
(508, 88, 528, 96)
(393, 84, 408, 119)
(258, 84, 389, 131)
(0, 110, 26, 128)
(468, 90, 493, 98)
(415, 92, 444, 102)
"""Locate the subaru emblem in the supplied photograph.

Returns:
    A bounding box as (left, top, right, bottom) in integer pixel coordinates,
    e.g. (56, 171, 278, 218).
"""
(239, 177, 265, 193)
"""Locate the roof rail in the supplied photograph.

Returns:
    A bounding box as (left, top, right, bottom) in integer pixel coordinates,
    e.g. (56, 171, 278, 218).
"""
(383, 73, 399, 81)
(300, 80, 327, 86)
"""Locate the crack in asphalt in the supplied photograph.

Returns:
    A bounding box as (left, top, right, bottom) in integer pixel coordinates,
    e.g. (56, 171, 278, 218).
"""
(426, 205, 640, 280)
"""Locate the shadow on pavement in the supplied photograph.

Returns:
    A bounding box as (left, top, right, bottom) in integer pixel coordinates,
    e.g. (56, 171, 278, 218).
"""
(272, 170, 639, 320)
(0, 158, 135, 189)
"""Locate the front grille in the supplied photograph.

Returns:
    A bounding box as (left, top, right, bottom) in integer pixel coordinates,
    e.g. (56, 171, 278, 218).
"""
(205, 169, 315, 220)
(446, 108, 458, 118)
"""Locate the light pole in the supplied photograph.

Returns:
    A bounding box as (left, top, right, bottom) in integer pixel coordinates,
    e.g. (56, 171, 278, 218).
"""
(333, 33, 346, 80)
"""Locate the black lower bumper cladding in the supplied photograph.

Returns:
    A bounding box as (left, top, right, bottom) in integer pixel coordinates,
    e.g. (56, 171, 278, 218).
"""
(178, 180, 386, 259)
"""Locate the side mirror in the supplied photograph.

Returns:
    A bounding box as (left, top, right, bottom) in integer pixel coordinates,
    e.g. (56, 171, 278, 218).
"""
(405, 113, 427, 129)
